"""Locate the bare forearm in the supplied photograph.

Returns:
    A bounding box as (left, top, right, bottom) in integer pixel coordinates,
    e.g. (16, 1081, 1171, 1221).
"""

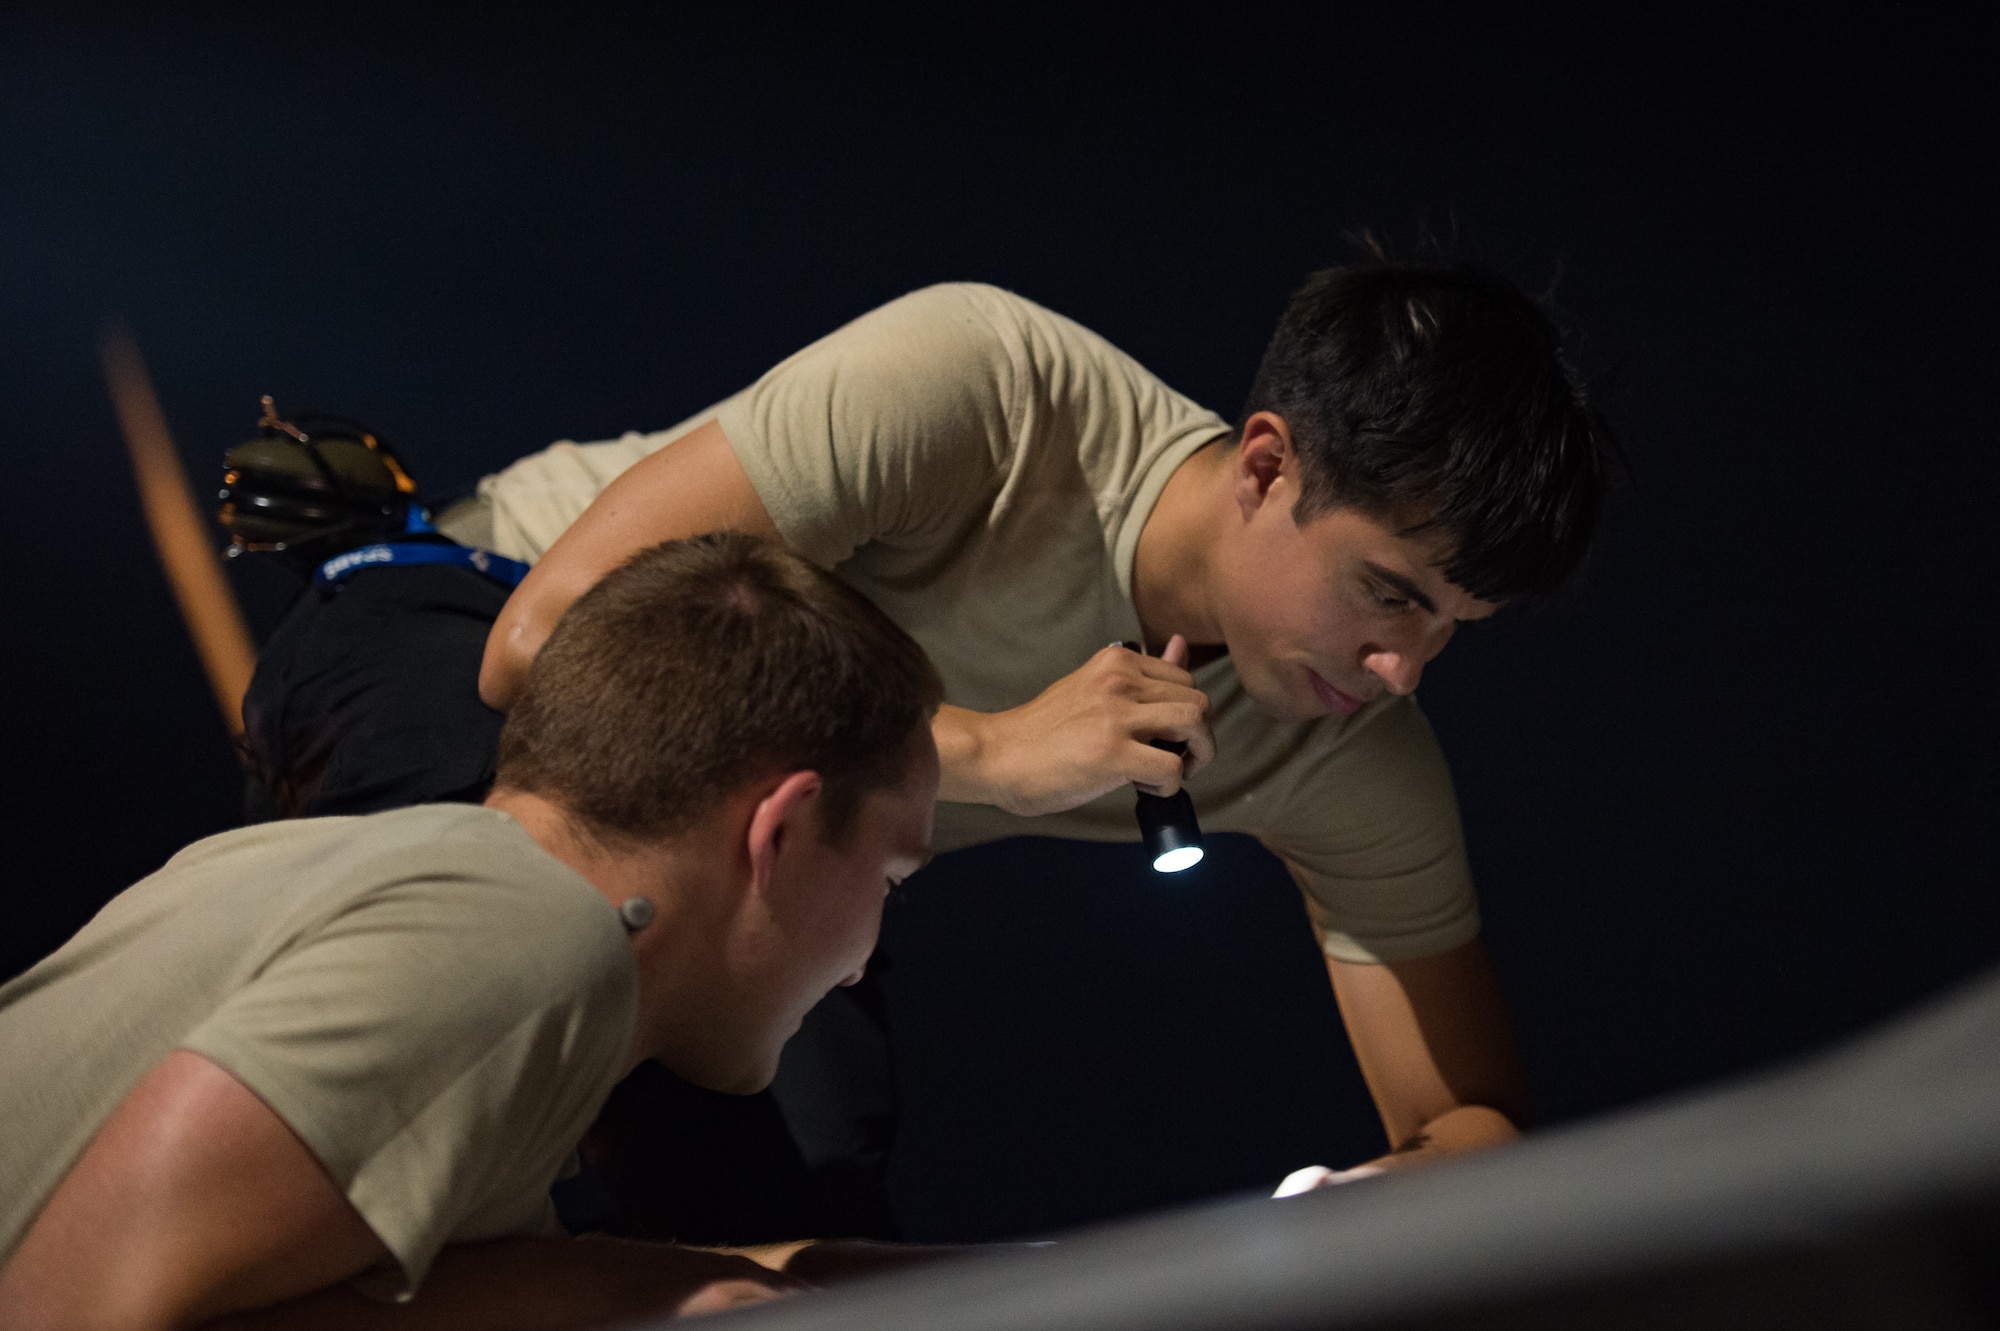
(1369, 1103, 1520, 1172)
(207, 1236, 793, 1331)
(931, 705, 997, 805)
(721, 1239, 994, 1285)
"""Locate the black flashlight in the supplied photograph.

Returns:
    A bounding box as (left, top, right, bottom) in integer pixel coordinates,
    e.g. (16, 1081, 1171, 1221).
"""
(1138, 741, 1205, 873)
(1119, 642, 1206, 873)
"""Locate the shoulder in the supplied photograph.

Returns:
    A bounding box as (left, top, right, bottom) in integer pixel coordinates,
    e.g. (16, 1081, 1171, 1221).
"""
(896, 283, 1136, 378)
(799, 282, 1017, 360)
(935, 286, 1226, 447)
(797, 282, 1114, 386)
(180, 810, 634, 1167)
(359, 807, 630, 976)
(244, 806, 635, 1021)
(725, 282, 1026, 423)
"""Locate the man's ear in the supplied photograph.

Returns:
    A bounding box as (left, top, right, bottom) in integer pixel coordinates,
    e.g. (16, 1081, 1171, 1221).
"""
(746, 770, 823, 899)
(1233, 412, 1295, 521)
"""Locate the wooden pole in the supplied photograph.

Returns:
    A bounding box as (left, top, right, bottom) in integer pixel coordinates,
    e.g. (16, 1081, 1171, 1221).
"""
(102, 328, 256, 738)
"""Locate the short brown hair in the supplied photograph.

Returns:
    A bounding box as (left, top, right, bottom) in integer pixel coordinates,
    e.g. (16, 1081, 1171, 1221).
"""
(496, 533, 943, 845)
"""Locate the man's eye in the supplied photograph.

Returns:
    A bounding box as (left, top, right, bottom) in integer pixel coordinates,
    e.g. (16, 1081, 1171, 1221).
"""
(1367, 585, 1411, 611)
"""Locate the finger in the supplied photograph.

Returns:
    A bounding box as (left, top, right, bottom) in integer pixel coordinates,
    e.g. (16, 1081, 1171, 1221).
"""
(677, 1278, 795, 1316)
(1133, 699, 1209, 751)
(1122, 689, 1216, 789)
(1160, 633, 1189, 669)
(1324, 1164, 1387, 1184)
(1182, 711, 1217, 776)
(1102, 642, 1196, 690)
(1126, 653, 1196, 689)
(1127, 740, 1190, 797)
(1272, 1165, 1337, 1198)
(1132, 692, 1216, 775)
(1117, 678, 1212, 722)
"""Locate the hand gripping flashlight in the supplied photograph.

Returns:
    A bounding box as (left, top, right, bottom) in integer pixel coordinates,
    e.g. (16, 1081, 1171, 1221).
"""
(1119, 642, 1206, 873)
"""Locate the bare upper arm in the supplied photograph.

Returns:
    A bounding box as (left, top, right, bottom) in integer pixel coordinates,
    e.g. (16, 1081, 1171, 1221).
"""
(479, 418, 781, 711)
(1326, 939, 1532, 1148)
(0, 1048, 386, 1330)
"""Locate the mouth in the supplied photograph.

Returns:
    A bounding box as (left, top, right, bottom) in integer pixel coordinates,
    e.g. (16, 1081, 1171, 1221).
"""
(1306, 668, 1366, 717)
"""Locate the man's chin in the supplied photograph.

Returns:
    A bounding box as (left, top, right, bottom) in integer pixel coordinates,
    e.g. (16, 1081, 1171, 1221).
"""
(667, 1050, 780, 1097)
(1241, 675, 1327, 723)
(715, 1069, 776, 1096)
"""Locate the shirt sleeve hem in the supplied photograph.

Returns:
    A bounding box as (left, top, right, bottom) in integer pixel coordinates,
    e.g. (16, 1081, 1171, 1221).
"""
(715, 397, 841, 567)
(1317, 910, 1483, 965)
(179, 1027, 420, 1298)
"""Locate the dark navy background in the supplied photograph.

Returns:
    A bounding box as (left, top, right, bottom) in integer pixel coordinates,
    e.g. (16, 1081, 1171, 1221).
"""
(3, 4, 1994, 1240)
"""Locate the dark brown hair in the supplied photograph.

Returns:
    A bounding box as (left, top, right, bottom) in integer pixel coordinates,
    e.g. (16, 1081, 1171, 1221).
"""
(496, 532, 943, 845)
(1243, 245, 1624, 602)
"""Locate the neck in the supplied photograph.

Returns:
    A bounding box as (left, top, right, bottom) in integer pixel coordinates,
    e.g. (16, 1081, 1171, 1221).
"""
(1132, 440, 1229, 650)
(482, 787, 741, 1072)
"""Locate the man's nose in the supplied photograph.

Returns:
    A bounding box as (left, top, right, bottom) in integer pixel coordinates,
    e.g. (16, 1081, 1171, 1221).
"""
(1363, 649, 1425, 695)
(1363, 623, 1455, 695)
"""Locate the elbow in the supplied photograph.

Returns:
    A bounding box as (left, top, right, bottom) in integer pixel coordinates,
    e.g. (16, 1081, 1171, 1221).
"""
(477, 654, 515, 713)
(477, 623, 525, 713)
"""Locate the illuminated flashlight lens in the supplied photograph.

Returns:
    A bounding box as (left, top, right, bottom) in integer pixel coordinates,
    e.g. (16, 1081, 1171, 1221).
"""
(1152, 846, 1204, 873)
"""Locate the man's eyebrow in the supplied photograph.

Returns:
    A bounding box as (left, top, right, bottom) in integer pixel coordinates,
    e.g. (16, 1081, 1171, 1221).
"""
(1361, 561, 1438, 615)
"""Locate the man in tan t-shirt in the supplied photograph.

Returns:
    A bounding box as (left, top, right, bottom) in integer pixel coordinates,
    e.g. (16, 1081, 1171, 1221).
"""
(471, 258, 1621, 1188)
(0, 534, 944, 1327)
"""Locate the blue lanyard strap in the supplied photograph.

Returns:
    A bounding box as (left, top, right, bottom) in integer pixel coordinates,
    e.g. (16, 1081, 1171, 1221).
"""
(315, 540, 532, 589)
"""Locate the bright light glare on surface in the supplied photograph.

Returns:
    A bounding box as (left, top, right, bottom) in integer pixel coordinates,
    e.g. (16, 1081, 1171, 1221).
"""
(1152, 846, 1204, 873)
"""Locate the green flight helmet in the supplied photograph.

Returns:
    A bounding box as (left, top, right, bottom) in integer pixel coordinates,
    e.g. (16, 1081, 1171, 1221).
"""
(218, 396, 419, 571)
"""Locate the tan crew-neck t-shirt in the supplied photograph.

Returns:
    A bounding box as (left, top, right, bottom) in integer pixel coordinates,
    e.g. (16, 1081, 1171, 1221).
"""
(478, 283, 1477, 964)
(0, 804, 636, 1299)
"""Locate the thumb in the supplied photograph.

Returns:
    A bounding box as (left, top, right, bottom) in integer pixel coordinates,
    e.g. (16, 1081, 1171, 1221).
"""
(1160, 633, 1189, 669)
